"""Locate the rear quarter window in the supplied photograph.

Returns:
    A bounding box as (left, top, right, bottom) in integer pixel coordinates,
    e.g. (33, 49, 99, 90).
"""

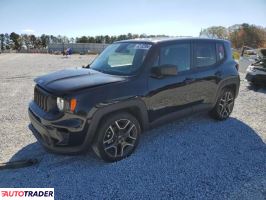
(193, 42, 216, 68)
(216, 43, 225, 61)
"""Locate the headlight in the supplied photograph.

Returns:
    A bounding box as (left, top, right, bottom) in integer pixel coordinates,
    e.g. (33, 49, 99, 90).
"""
(250, 66, 256, 72)
(251, 69, 256, 72)
(57, 97, 65, 111)
(56, 97, 77, 112)
(247, 65, 256, 72)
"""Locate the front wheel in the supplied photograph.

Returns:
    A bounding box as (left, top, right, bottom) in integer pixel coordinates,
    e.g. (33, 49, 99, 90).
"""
(210, 88, 235, 120)
(92, 112, 141, 162)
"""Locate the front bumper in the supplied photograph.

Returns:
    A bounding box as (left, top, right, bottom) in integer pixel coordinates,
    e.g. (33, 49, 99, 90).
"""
(246, 72, 266, 84)
(28, 101, 95, 154)
(246, 65, 266, 84)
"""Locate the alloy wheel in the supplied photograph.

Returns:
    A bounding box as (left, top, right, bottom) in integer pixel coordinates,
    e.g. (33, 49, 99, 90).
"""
(103, 119, 137, 158)
(218, 91, 234, 119)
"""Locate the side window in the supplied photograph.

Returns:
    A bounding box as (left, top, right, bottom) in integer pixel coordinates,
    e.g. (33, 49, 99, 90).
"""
(216, 43, 225, 61)
(193, 42, 216, 67)
(157, 43, 190, 72)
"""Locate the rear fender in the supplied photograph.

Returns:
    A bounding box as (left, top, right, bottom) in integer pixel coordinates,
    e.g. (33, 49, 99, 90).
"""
(212, 76, 240, 107)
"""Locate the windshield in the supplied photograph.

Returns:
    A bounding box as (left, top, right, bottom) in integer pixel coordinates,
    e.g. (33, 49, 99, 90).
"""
(258, 49, 266, 58)
(90, 42, 152, 75)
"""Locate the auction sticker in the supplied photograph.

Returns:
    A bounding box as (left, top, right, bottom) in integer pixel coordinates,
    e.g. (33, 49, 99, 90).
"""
(0, 188, 54, 200)
(134, 44, 152, 50)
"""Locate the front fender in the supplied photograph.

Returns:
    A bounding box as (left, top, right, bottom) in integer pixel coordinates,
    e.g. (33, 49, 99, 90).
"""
(88, 97, 149, 129)
(81, 97, 149, 148)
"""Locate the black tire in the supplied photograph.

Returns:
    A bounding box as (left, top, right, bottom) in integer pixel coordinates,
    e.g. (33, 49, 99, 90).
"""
(210, 88, 235, 120)
(92, 112, 141, 162)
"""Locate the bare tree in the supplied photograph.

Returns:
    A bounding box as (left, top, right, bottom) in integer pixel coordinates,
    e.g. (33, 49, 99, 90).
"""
(200, 26, 228, 39)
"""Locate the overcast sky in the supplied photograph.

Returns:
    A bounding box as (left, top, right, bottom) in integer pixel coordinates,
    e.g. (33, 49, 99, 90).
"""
(0, 0, 265, 37)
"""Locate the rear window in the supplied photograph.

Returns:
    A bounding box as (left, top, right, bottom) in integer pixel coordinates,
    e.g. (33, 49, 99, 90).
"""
(193, 42, 216, 67)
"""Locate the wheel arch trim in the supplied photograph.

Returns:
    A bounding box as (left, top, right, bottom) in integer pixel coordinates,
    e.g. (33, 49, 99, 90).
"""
(213, 76, 240, 107)
(83, 97, 149, 147)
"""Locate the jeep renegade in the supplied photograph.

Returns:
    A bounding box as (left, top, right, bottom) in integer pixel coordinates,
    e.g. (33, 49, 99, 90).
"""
(28, 38, 240, 162)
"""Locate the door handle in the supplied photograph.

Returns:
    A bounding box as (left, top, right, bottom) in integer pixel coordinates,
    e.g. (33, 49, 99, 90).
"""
(184, 78, 195, 84)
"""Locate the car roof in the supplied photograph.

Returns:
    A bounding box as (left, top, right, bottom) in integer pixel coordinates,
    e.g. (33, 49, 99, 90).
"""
(115, 37, 228, 44)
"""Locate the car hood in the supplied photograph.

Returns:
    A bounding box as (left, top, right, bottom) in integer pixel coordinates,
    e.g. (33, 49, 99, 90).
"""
(34, 68, 126, 95)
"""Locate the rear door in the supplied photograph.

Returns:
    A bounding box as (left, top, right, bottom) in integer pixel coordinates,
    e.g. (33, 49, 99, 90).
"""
(189, 40, 224, 111)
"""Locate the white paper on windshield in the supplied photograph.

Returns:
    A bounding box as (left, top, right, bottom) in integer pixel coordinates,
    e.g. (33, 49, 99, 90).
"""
(134, 44, 152, 50)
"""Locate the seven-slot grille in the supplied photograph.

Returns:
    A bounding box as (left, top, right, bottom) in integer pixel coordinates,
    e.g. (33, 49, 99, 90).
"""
(34, 86, 49, 112)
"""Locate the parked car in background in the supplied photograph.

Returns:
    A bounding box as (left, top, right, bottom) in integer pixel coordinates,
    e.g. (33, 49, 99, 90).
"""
(246, 48, 266, 86)
(239, 46, 260, 72)
(28, 38, 240, 162)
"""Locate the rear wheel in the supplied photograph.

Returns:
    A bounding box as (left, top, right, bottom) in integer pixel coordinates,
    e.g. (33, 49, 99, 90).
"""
(210, 88, 235, 120)
(92, 112, 141, 162)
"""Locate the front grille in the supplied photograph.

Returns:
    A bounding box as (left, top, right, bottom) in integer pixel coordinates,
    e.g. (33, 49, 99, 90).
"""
(34, 86, 49, 112)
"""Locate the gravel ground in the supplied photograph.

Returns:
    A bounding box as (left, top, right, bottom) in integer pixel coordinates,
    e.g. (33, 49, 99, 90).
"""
(0, 54, 265, 200)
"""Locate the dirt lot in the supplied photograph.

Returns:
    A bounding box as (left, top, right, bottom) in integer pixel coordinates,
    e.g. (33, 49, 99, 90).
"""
(0, 54, 265, 199)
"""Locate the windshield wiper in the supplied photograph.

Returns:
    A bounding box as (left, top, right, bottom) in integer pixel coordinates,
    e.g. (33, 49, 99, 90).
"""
(82, 64, 90, 68)
(93, 68, 108, 73)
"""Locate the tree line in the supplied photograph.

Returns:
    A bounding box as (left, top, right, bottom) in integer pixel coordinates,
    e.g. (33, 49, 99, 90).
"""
(0, 33, 74, 50)
(0, 32, 168, 51)
(200, 23, 266, 48)
(1, 23, 265, 51)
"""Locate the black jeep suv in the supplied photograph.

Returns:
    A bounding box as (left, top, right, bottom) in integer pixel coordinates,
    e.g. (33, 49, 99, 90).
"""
(28, 38, 240, 162)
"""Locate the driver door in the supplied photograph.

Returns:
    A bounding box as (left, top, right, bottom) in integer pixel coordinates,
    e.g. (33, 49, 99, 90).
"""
(146, 41, 196, 122)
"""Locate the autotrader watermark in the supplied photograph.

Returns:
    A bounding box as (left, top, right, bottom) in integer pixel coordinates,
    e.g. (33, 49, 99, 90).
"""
(0, 188, 54, 199)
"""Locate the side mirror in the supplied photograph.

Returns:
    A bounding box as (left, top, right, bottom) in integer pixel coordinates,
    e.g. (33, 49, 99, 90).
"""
(151, 64, 178, 78)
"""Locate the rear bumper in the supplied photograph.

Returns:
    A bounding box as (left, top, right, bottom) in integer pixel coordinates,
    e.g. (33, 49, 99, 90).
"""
(28, 102, 95, 154)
